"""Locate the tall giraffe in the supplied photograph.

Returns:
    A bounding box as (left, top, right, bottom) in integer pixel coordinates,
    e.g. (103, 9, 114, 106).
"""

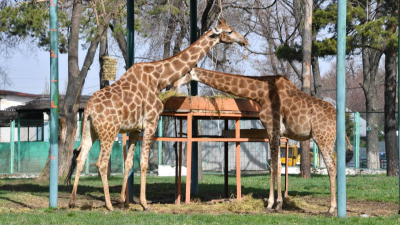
(64, 19, 247, 211)
(174, 67, 353, 215)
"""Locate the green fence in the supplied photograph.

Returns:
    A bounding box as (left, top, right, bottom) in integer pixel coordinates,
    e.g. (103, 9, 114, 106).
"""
(0, 140, 136, 175)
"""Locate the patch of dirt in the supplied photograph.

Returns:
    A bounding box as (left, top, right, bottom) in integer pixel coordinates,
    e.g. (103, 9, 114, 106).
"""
(0, 179, 397, 217)
(1, 189, 398, 217)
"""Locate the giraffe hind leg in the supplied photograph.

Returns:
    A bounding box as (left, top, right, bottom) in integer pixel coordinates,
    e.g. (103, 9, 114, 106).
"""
(315, 139, 337, 215)
(68, 128, 96, 208)
(118, 131, 140, 206)
(138, 124, 158, 211)
(97, 136, 117, 211)
(64, 148, 81, 186)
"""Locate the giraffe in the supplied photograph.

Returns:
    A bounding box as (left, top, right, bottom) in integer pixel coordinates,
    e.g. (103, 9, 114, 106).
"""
(173, 67, 353, 215)
(64, 19, 247, 211)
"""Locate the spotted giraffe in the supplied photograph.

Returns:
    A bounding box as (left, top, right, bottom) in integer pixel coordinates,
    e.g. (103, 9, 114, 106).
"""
(64, 19, 247, 211)
(174, 67, 353, 215)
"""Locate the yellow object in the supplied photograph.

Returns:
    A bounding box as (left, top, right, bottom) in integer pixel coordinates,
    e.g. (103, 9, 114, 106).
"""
(280, 144, 299, 166)
(280, 144, 316, 166)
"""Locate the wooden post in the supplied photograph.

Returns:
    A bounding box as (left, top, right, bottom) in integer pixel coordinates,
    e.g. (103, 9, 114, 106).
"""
(177, 118, 183, 205)
(235, 119, 241, 202)
(224, 119, 229, 198)
(123, 134, 130, 204)
(185, 113, 193, 203)
(285, 139, 289, 198)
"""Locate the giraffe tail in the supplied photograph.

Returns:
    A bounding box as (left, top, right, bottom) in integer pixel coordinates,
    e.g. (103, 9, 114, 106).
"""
(64, 148, 81, 186)
(345, 135, 353, 164)
(64, 111, 90, 186)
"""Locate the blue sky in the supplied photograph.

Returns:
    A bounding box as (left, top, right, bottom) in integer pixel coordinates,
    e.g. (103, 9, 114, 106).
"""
(3, 45, 333, 96)
(3, 44, 130, 96)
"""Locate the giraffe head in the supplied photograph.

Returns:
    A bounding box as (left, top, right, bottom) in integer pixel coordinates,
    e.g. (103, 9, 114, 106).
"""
(211, 19, 248, 46)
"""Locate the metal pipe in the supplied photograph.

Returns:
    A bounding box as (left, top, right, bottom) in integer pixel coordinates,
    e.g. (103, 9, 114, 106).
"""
(336, 0, 347, 217)
(313, 140, 318, 168)
(190, 0, 199, 196)
(49, 0, 59, 208)
(354, 112, 360, 168)
(10, 120, 15, 174)
(17, 114, 20, 171)
(158, 116, 163, 165)
(398, 0, 400, 214)
(126, 0, 135, 204)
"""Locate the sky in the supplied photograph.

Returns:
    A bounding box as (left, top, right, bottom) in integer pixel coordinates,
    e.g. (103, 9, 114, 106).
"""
(3, 47, 124, 96)
(2, 44, 334, 97)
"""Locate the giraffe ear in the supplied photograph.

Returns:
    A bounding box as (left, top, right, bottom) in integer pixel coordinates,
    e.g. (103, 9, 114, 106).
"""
(218, 19, 227, 26)
(213, 27, 222, 34)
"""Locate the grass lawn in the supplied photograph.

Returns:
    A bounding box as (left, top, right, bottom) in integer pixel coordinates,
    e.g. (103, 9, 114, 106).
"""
(0, 173, 399, 224)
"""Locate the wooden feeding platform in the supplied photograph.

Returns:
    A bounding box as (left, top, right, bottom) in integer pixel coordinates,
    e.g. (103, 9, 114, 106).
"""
(123, 96, 290, 204)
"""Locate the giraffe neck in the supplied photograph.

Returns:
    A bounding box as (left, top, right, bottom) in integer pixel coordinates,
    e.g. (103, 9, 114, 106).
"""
(156, 30, 219, 91)
(192, 68, 273, 102)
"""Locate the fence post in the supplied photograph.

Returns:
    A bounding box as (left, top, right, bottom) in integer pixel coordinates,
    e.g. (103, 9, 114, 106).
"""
(354, 112, 360, 168)
(336, 0, 347, 217)
(17, 114, 21, 171)
(10, 120, 15, 174)
(313, 140, 318, 168)
(158, 116, 163, 165)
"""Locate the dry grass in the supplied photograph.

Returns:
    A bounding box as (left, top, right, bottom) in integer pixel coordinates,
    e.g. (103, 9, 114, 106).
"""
(158, 90, 187, 103)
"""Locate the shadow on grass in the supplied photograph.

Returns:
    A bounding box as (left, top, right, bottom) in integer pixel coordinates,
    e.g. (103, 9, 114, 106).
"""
(0, 174, 317, 206)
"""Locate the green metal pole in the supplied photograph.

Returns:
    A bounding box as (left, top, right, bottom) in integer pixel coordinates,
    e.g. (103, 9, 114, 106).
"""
(10, 120, 15, 174)
(127, 0, 135, 203)
(190, 0, 199, 196)
(398, 0, 400, 214)
(158, 116, 163, 165)
(354, 112, 360, 168)
(49, 0, 59, 208)
(336, 0, 347, 218)
(313, 140, 318, 168)
(17, 114, 20, 171)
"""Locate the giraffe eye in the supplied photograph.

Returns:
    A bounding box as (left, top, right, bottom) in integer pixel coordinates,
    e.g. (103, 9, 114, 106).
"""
(226, 31, 232, 35)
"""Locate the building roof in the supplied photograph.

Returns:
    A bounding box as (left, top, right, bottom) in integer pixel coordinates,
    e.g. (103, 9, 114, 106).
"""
(0, 90, 43, 98)
(6, 95, 91, 112)
(0, 111, 18, 126)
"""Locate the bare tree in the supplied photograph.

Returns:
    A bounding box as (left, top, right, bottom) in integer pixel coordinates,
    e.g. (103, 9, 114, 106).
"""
(0, 67, 12, 91)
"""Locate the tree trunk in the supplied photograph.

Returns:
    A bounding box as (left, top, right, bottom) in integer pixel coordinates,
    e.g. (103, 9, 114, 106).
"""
(109, 18, 127, 66)
(311, 35, 323, 99)
(361, 48, 382, 169)
(384, 49, 398, 176)
(37, 0, 125, 180)
(359, 0, 383, 170)
(300, 0, 312, 178)
(366, 97, 380, 169)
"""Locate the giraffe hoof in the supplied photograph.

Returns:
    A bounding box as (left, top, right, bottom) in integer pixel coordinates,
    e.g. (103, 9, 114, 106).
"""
(264, 208, 273, 213)
(117, 198, 125, 206)
(274, 207, 283, 213)
(68, 201, 76, 209)
(324, 210, 335, 217)
(143, 207, 151, 212)
(116, 202, 126, 209)
(106, 204, 114, 211)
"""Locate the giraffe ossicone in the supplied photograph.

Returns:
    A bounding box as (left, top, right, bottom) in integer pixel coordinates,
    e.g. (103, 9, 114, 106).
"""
(64, 19, 247, 211)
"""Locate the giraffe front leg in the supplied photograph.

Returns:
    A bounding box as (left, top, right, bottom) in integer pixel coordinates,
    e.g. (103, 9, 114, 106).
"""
(118, 131, 140, 206)
(273, 133, 283, 212)
(266, 165, 276, 213)
(139, 125, 157, 211)
(266, 136, 279, 213)
(318, 143, 337, 215)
